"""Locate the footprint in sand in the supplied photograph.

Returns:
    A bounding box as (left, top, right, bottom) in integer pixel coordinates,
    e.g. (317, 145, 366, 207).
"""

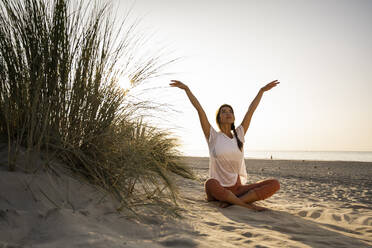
(309, 210, 323, 219)
(234, 237, 243, 241)
(241, 231, 253, 238)
(332, 214, 341, 221)
(343, 214, 351, 222)
(298, 210, 307, 217)
(204, 221, 219, 226)
(220, 225, 236, 231)
(158, 236, 198, 247)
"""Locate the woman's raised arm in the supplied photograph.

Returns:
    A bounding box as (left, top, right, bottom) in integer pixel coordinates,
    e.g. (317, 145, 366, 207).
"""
(170, 80, 211, 140)
(241, 80, 280, 134)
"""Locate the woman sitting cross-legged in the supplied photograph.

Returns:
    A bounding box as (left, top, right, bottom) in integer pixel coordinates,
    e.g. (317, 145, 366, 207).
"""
(170, 79, 280, 211)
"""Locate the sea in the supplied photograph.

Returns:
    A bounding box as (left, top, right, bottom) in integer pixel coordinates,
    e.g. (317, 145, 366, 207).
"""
(185, 150, 372, 162)
(244, 150, 372, 162)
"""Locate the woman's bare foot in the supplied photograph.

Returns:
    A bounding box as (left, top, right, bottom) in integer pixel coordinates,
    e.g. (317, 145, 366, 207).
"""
(248, 203, 268, 211)
(219, 201, 232, 208)
(218, 201, 267, 211)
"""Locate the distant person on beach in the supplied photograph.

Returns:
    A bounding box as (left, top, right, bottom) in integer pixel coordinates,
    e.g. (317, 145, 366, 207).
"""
(170, 79, 280, 211)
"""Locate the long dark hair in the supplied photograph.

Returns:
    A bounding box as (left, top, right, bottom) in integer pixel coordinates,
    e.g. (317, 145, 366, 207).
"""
(216, 104, 243, 151)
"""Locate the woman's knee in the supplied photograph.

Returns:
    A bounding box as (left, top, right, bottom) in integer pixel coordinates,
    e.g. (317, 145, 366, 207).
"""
(255, 178, 280, 200)
(205, 178, 220, 190)
(204, 178, 220, 196)
(269, 178, 280, 192)
(204, 178, 229, 202)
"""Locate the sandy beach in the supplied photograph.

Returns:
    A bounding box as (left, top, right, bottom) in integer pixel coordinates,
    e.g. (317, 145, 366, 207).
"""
(1, 151, 371, 247)
(1, 0, 371, 247)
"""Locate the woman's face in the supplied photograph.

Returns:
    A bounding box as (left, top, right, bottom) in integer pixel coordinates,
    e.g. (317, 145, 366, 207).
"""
(219, 106, 235, 124)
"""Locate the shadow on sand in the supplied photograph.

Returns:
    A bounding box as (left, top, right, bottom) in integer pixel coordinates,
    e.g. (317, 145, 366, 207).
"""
(218, 206, 371, 248)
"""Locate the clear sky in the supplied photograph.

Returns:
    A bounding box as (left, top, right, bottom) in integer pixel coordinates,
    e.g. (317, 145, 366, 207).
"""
(114, 0, 372, 156)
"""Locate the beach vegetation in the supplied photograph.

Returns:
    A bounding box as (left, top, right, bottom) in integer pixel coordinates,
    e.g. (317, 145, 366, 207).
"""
(0, 0, 196, 217)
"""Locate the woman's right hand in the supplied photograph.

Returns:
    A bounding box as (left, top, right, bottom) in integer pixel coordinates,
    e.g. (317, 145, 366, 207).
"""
(170, 80, 189, 91)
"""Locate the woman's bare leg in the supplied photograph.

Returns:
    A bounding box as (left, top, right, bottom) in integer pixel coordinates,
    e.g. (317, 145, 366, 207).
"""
(220, 179, 281, 209)
(239, 189, 260, 203)
(219, 190, 258, 208)
(237, 179, 280, 207)
(204, 178, 271, 211)
(220, 190, 266, 210)
(223, 190, 266, 211)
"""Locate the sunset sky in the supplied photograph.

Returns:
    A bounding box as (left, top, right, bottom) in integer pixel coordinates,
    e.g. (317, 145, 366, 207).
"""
(114, 0, 372, 156)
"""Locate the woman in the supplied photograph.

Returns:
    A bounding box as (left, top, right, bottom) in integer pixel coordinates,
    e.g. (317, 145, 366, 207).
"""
(170, 79, 280, 211)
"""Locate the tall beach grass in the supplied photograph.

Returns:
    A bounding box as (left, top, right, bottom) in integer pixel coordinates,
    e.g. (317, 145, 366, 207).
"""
(0, 0, 196, 216)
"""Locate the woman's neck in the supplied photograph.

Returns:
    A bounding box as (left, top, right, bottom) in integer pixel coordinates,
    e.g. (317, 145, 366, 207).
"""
(220, 124, 232, 138)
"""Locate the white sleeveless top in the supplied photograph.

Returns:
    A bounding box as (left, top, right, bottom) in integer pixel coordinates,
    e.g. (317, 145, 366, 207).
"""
(206, 124, 248, 187)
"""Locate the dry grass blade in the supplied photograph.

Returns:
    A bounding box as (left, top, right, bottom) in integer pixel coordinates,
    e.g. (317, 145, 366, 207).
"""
(0, 0, 197, 217)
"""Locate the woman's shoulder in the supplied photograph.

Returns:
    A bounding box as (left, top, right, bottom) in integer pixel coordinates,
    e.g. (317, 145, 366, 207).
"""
(235, 124, 245, 141)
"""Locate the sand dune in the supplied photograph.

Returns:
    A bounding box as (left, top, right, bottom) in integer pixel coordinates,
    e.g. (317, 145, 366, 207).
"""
(0, 154, 371, 247)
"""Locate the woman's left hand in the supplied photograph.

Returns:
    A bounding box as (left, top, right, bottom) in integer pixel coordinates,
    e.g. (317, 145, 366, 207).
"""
(261, 80, 280, 92)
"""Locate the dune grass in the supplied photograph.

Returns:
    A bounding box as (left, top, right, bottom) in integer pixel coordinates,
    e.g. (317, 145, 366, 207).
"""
(0, 0, 196, 217)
